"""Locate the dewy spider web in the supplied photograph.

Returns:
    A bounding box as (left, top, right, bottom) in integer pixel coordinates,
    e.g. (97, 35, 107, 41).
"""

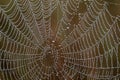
(0, 0, 120, 80)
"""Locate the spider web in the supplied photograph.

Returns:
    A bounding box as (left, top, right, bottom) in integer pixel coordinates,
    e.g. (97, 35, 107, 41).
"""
(0, 0, 120, 80)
